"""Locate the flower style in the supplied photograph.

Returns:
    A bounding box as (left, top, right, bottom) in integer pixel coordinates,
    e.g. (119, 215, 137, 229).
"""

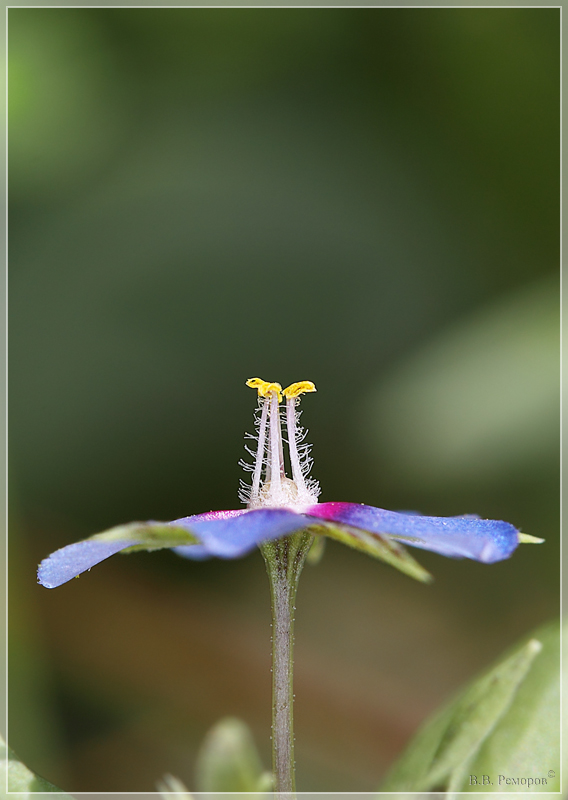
(38, 378, 542, 589)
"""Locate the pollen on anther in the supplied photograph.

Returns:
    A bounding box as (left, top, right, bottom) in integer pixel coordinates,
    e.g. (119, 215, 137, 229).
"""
(282, 381, 316, 398)
(246, 377, 283, 402)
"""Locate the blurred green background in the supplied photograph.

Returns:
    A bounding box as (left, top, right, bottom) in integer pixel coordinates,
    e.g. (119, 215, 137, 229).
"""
(8, 6, 559, 793)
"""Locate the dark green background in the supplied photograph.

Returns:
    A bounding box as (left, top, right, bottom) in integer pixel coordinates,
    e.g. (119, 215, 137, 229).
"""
(9, 7, 559, 792)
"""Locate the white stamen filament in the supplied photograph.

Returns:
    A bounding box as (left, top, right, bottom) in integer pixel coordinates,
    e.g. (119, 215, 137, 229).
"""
(269, 390, 283, 501)
(250, 397, 269, 506)
(286, 396, 307, 498)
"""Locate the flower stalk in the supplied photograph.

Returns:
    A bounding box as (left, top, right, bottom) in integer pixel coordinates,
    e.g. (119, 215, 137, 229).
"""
(261, 530, 314, 797)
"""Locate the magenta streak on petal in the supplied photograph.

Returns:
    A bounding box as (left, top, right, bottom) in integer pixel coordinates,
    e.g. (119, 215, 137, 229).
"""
(170, 509, 248, 558)
(305, 502, 519, 563)
(37, 539, 137, 588)
(170, 509, 248, 560)
(171, 508, 248, 524)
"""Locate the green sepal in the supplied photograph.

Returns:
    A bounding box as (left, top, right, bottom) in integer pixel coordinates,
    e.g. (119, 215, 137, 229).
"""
(90, 522, 200, 553)
(380, 619, 559, 793)
(309, 523, 432, 583)
(306, 532, 326, 565)
(195, 717, 272, 793)
(0, 734, 71, 796)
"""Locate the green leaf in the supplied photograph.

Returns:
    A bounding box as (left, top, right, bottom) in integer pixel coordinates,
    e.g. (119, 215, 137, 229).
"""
(0, 734, 71, 797)
(92, 521, 200, 553)
(466, 619, 560, 793)
(311, 523, 432, 583)
(195, 717, 272, 794)
(380, 619, 559, 792)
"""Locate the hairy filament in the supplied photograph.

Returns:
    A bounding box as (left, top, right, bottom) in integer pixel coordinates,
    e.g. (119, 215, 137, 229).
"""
(269, 390, 283, 501)
(250, 398, 269, 506)
(286, 396, 308, 499)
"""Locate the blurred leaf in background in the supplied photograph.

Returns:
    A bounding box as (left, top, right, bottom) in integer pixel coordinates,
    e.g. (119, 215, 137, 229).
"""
(157, 773, 195, 800)
(362, 275, 559, 489)
(9, 9, 131, 199)
(381, 618, 560, 793)
(8, 6, 559, 792)
(194, 717, 272, 794)
(1, 733, 70, 796)
(468, 619, 561, 793)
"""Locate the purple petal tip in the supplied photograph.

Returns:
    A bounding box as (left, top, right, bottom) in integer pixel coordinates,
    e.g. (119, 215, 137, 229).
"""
(37, 539, 136, 588)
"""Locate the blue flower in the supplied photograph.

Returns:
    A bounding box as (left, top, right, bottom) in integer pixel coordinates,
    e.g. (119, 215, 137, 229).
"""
(38, 379, 542, 589)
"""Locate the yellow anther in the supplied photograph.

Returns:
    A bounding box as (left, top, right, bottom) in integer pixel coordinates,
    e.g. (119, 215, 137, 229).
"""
(246, 378, 267, 391)
(246, 378, 283, 402)
(282, 381, 317, 399)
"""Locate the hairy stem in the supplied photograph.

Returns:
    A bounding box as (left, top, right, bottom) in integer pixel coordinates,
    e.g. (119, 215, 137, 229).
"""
(261, 531, 314, 798)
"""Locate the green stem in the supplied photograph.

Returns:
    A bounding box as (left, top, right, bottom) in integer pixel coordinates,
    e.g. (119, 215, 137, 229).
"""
(260, 531, 314, 798)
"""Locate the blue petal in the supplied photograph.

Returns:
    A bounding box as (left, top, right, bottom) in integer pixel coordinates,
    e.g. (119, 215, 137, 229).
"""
(171, 508, 309, 559)
(38, 539, 136, 588)
(37, 521, 202, 587)
(172, 544, 212, 561)
(307, 502, 519, 563)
